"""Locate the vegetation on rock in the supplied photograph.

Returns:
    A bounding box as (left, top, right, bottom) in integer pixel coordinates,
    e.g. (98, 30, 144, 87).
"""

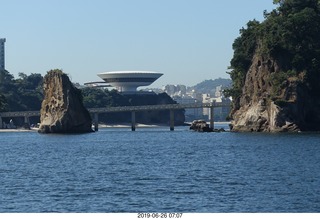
(225, 0, 320, 102)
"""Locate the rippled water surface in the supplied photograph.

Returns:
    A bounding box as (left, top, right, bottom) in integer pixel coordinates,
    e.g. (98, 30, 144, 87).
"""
(1, 126, 320, 212)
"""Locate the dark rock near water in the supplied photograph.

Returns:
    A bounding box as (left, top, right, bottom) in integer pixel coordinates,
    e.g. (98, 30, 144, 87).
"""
(190, 120, 211, 132)
(190, 120, 225, 132)
(38, 70, 93, 134)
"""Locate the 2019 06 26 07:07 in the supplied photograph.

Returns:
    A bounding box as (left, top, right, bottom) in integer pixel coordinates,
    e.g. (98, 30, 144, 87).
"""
(137, 213, 183, 218)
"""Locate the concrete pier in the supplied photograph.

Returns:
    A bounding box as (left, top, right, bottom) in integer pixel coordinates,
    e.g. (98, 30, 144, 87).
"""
(131, 111, 136, 131)
(170, 109, 174, 131)
(24, 116, 29, 124)
(94, 113, 99, 131)
(24, 116, 30, 129)
(210, 104, 214, 129)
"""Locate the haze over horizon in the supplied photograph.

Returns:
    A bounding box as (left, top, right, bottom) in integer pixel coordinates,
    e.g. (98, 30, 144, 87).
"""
(1, 0, 276, 88)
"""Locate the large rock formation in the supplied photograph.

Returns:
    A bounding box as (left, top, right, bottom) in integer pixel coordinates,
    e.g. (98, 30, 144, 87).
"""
(230, 53, 320, 132)
(228, 1, 320, 132)
(38, 69, 93, 133)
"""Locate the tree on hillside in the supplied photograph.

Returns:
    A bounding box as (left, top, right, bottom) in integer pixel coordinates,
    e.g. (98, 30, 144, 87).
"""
(15, 73, 43, 110)
(0, 70, 14, 92)
(0, 93, 7, 111)
(0, 70, 43, 111)
(192, 78, 232, 95)
(225, 0, 320, 100)
(0, 70, 18, 111)
(224, 20, 260, 100)
(81, 87, 129, 108)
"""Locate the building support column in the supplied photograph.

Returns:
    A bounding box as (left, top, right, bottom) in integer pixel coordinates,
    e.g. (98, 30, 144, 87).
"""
(209, 104, 214, 130)
(24, 116, 30, 129)
(131, 111, 136, 131)
(170, 109, 174, 131)
(94, 113, 99, 131)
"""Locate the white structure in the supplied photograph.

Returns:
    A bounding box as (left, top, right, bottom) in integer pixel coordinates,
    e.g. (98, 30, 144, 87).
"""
(0, 38, 5, 70)
(97, 71, 163, 93)
(163, 84, 187, 97)
(215, 85, 223, 97)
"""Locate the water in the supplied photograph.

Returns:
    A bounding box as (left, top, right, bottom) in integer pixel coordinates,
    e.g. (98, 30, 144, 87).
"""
(1, 126, 320, 212)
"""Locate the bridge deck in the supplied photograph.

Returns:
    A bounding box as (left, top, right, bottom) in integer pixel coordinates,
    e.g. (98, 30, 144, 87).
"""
(0, 102, 229, 118)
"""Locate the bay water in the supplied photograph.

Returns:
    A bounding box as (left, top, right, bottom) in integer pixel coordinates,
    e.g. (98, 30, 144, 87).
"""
(0, 125, 320, 212)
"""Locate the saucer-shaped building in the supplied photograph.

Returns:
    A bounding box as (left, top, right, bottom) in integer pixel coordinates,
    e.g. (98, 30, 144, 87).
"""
(97, 71, 163, 92)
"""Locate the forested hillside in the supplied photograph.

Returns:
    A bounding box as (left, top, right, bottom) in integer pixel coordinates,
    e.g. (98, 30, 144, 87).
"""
(0, 70, 184, 125)
(225, 0, 320, 102)
(227, 0, 320, 132)
(0, 70, 43, 112)
(191, 78, 231, 95)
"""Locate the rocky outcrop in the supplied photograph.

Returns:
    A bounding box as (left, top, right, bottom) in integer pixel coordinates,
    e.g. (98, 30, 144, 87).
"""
(230, 54, 320, 132)
(190, 120, 213, 132)
(190, 120, 225, 132)
(38, 70, 93, 133)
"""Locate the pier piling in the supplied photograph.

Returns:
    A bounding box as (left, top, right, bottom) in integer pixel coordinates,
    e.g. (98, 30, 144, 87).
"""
(131, 111, 136, 131)
(170, 109, 174, 131)
(94, 113, 99, 131)
(24, 116, 30, 128)
(210, 104, 214, 129)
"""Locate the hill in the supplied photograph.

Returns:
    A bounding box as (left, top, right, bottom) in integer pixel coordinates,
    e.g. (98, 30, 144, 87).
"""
(190, 78, 231, 95)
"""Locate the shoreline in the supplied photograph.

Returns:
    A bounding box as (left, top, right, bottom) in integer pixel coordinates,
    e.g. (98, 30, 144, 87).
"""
(100, 121, 231, 128)
(0, 122, 231, 132)
(0, 128, 38, 132)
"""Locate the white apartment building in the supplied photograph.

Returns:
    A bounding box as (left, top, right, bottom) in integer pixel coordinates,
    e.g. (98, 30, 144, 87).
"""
(0, 38, 6, 70)
(202, 93, 232, 121)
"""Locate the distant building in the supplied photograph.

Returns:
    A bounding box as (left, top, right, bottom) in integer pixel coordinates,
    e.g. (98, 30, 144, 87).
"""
(202, 94, 212, 116)
(150, 82, 232, 121)
(174, 96, 201, 122)
(97, 71, 163, 93)
(215, 85, 222, 97)
(163, 84, 187, 97)
(202, 94, 231, 121)
(0, 38, 6, 70)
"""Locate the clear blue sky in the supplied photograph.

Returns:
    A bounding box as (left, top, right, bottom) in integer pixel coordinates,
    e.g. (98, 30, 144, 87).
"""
(1, 0, 276, 88)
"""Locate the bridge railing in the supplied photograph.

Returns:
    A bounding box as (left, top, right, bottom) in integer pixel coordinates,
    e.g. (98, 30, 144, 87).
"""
(0, 102, 231, 118)
(88, 103, 217, 113)
(0, 111, 40, 117)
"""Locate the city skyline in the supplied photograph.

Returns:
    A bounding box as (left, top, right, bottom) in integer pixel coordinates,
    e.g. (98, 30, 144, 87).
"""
(1, 0, 276, 88)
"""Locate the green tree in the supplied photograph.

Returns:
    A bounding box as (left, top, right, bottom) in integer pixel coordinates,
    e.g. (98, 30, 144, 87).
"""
(0, 70, 15, 92)
(224, 20, 260, 101)
(81, 87, 116, 108)
(0, 70, 17, 111)
(0, 70, 43, 111)
(0, 93, 7, 111)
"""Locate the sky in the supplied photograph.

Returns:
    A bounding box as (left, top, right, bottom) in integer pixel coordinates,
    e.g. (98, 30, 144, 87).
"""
(1, 0, 276, 88)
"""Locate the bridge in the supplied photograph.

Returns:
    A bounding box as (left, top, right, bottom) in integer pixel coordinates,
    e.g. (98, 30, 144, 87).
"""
(0, 102, 230, 131)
